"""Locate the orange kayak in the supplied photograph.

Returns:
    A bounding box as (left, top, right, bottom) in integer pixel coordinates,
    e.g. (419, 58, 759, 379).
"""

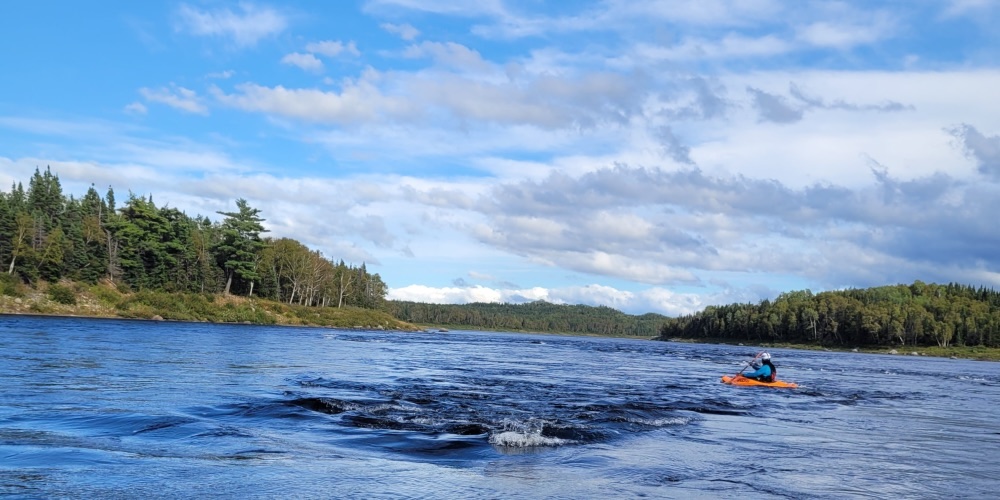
(721, 375, 798, 388)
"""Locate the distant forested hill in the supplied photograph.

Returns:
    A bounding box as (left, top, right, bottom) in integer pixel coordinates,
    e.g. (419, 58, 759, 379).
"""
(388, 300, 667, 337)
(657, 281, 1000, 348)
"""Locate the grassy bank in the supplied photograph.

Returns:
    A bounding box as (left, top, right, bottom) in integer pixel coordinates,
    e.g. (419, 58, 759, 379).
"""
(0, 279, 420, 331)
(661, 337, 1000, 362)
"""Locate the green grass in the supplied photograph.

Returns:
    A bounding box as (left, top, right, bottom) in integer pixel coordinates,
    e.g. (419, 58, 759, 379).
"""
(115, 290, 220, 321)
(89, 283, 124, 305)
(0, 280, 419, 331)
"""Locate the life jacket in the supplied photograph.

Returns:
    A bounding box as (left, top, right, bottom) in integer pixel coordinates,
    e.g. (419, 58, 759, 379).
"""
(761, 360, 776, 382)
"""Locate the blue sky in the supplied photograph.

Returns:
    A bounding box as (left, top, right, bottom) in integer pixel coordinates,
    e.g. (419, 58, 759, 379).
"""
(3, 0, 1000, 315)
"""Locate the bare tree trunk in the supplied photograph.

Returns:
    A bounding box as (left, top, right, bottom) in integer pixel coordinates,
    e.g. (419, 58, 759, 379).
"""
(104, 229, 120, 282)
(337, 271, 354, 308)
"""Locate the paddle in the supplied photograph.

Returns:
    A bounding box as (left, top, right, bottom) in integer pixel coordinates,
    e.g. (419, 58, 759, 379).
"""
(728, 352, 763, 383)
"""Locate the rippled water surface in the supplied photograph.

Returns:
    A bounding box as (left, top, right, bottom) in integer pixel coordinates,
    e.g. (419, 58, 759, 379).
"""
(2, 315, 999, 498)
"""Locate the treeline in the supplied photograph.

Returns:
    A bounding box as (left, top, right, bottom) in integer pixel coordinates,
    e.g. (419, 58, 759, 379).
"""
(658, 282, 1000, 348)
(0, 167, 386, 309)
(389, 300, 668, 336)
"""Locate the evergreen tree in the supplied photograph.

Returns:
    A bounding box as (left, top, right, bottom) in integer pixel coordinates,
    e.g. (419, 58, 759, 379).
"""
(24, 167, 66, 280)
(27, 167, 64, 231)
(0, 169, 384, 311)
(215, 198, 267, 295)
(191, 215, 222, 293)
(76, 185, 110, 283)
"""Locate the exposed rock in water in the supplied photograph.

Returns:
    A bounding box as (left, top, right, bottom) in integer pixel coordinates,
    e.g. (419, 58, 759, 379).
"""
(152, 315, 164, 321)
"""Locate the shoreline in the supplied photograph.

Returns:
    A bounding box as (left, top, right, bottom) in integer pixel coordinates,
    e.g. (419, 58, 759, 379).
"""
(660, 337, 1000, 362)
(413, 323, 658, 339)
(0, 311, 415, 331)
(3, 285, 997, 361)
(0, 286, 421, 332)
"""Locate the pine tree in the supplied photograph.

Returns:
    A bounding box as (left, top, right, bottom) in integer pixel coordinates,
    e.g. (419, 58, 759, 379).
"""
(215, 199, 268, 295)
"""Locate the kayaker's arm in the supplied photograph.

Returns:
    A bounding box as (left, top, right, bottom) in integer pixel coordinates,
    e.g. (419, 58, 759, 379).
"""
(741, 365, 771, 379)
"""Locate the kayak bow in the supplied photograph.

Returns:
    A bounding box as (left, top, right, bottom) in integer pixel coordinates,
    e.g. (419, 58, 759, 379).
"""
(721, 375, 798, 388)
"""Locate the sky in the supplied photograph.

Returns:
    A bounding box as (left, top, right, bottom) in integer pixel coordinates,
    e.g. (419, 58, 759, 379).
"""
(2, 1, 1000, 316)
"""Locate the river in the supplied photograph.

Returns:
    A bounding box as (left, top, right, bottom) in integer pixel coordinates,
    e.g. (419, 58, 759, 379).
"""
(1, 314, 998, 498)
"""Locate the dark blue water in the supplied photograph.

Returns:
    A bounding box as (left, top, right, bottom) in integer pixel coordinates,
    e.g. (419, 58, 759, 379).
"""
(2, 315, 998, 499)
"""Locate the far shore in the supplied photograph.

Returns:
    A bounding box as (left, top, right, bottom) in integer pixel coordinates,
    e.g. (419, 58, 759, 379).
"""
(660, 337, 1000, 362)
(369, 323, 1000, 362)
(3, 288, 997, 362)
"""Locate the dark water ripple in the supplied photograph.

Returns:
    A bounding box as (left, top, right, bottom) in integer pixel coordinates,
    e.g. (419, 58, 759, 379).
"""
(2, 315, 1000, 498)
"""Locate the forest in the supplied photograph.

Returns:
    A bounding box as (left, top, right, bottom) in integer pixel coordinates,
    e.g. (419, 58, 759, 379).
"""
(657, 282, 1000, 348)
(0, 167, 386, 309)
(6, 168, 1000, 350)
(389, 300, 668, 337)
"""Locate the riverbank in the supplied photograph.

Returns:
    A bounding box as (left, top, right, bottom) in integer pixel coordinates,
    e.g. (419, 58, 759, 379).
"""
(0, 280, 420, 331)
(660, 337, 1000, 362)
(414, 323, 657, 339)
(4, 280, 997, 361)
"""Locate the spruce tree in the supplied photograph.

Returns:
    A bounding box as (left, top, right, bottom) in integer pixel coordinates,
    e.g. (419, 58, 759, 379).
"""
(215, 199, 268, 295)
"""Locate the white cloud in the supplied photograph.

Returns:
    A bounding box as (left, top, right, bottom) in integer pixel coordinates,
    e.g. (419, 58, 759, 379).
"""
(211, 81, 402, 125)
(114, 142, 241, 173)
(175, 2, 287, 48)
(281, 52, 324, 73)
(139, 85, 208, 115)
(609, 0, 785, 28)
(364, 0, 506, 18)
(306, 40, 360, 57)
(402, 41, 489, 70)
(634, 34, 792, 62)
(123, 102, 147, 115)
(467, 271, 495, 281)
(548, 252, 701, 285)
(386, 282, 754, 316)
(942, 0, 996, 18)
(389, 284, 505, 304)
(463, 0, 786, 39)
(381, 22, 421, 40)
(211, 65, 646, 129)
(0, 116, 137, 146)
(796, 20, 890, 50)
(206, 70, 235, 79)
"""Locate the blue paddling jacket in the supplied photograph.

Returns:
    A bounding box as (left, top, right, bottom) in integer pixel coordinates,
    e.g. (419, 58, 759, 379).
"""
(742, 361, 775, 382)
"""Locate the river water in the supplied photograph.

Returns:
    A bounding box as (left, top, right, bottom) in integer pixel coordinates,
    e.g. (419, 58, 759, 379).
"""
(1, 315, 998, 499)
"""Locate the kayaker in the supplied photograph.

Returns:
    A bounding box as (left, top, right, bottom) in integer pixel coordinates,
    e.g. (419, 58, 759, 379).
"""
(741, 352, 776, 383)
